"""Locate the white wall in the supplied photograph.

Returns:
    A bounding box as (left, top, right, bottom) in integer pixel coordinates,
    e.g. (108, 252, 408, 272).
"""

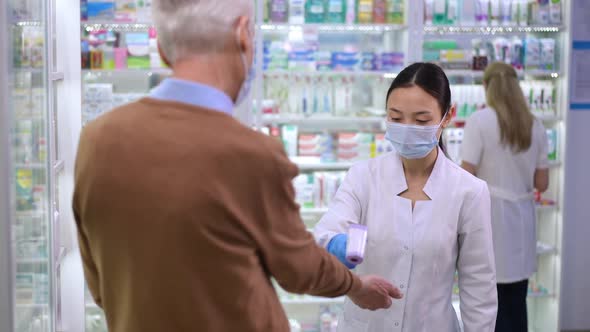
(561, 111, 590, 330)
(560, 0, 590, 330)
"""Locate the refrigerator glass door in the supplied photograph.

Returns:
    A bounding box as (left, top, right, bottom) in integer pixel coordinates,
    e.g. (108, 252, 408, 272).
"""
(6, 0, 54, 330)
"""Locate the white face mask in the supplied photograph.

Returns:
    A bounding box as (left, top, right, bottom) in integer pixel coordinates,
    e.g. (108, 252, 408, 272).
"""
(385, 116, 446, 159)
(235, 29, 255, 106)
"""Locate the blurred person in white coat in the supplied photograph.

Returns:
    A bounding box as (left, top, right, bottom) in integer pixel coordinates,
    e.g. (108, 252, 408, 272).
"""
(461, 62, 550, 332)
(314, 62, 498, 332)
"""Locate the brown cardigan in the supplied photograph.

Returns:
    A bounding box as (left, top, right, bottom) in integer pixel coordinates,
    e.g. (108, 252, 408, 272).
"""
(73, 98, 361, 332)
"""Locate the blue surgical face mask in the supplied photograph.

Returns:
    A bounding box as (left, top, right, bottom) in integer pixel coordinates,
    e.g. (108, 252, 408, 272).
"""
(385, 117, 445, 159)
(235, 29, 255, 106)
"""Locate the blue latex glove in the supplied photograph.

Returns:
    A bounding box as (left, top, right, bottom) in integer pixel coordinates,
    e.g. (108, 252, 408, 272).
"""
(326, 234, 357, 269)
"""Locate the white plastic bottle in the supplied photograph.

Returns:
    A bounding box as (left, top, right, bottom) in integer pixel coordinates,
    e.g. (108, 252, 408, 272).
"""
(424, 0, 434, 25)
(320, 307, 334, 332)
(549, 0, 562, 25)
(446, 129, 461, 163)
(501, 0, 513, 25)
(433, 0, 446, 25)
(289, 0, 305, 24)
(538, 0, 550, 24)
(346, 0, 356, 24)
(447, 0, 458, 25)
(518, 0, 529, 26)
(490, 0, 501, 25)
(475, 0, 490, 25)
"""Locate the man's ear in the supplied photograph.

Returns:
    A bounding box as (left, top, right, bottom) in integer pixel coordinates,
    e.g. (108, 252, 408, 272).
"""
(235, 16, 252, 53)
(158, 41, 172, 68)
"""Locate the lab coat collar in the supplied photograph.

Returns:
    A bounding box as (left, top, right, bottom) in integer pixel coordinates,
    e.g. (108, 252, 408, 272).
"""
(391, 148, 447, 200)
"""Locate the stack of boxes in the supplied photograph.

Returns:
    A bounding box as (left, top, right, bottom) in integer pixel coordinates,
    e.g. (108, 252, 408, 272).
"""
(264, 41, 404, 72)
(337, 132, 373, 161)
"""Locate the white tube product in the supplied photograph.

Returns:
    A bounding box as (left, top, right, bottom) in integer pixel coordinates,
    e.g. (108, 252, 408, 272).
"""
(475, 0, 489, 25)
(289, 0, 305, 24)
(447, 0, 458, 24)
(346, 224, 368, 265)
(501, 0, 513, 25)
(538, 0, 550, 24)
(549, 0, 561, 24)
(346, 0, 356, 24)
(511, 0, 520, 24)
(490, 0, 501, 25)
(424, 0, 434, 25)
(519, 0, 529, 26)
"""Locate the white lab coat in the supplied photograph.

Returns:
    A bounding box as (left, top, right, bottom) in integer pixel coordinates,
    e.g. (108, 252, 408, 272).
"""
(314, 149, 497, 332)
(461, 108, 549, 283)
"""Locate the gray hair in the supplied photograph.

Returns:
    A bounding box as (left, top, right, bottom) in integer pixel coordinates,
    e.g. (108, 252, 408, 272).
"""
(152, 0, 254, 64)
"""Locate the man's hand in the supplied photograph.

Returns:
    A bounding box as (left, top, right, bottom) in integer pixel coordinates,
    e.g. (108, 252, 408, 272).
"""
(348, 275, 403, 311)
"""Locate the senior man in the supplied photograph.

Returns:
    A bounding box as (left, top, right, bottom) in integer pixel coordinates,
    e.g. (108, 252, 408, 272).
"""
(72, 1, 402, 331)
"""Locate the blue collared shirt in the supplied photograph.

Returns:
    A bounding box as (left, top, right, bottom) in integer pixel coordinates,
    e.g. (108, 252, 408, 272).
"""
(150, 78, 234, 115)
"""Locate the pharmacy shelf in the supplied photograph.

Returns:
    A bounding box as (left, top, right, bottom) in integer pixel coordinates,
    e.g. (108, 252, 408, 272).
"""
(443, 69, 487, 78)
(445, 69, 561, 79)
(269, 113, 561, 128)
(14, 115, 45, 121)
(424, 25, 564, 35)
(295, 161, 355, 171)
(16, 258, 48, 265)
(264, 70, 398, 79)
(14, 163, 46, 170)
(16, 303, 49, 309)
(524, 70, 562, 78)
(262, 115, 386, 127)
(84, 22, 406, 33)
(536, 204, 558, 212)
(535, 114, 563, 122)
(82, 68, 172, 76)
(82, 22, 153, 32)
(260, 23, 407, 33)
(301, 208, 329, 217)
(14, 68, 44, 74)
(12, 20, 43, 27)
(281, 296, 345, 305)
(453, 114, 562, 124)
(15, 210, 46, 219)
(528, 291, 553, 298)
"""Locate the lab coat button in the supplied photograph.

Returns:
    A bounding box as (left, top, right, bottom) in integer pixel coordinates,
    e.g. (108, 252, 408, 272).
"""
(400, 284, 405, 289)
(404, 245, 409, 251)
(394, 321, 400, 327)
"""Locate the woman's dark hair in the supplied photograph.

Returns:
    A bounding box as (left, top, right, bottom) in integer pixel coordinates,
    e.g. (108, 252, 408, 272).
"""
(386, 62, 452, 152)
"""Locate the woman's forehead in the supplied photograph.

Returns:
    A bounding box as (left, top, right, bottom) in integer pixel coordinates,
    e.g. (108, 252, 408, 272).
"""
(387, 87, 440, 114)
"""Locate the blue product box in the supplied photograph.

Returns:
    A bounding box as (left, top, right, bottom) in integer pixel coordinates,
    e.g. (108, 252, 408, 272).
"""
(288, 49, 316, 70)
(316, 51, 332, 71)
(361, 52, 378, 71)
(87, 0, 115, 20)
(289, 49, 315, 62)
(331, 52, 360, 71)
(380, 52, 405, 71)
